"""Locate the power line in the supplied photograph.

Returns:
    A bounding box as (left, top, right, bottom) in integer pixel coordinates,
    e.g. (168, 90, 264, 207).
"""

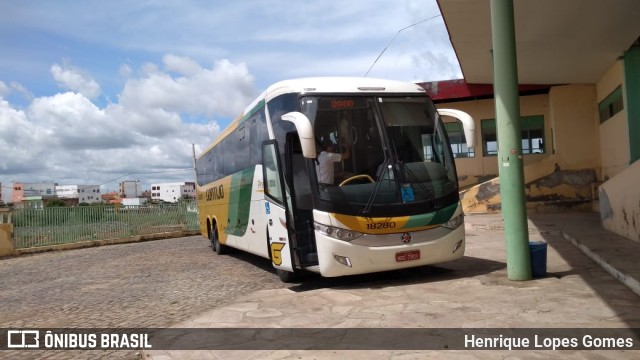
(364, 15, 441, 77)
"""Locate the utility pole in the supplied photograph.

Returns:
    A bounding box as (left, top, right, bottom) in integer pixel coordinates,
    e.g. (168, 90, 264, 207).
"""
(490, 0, 532, 280)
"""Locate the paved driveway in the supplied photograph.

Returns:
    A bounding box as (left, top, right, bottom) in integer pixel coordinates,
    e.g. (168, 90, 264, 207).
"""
(0, 236, 287, 359)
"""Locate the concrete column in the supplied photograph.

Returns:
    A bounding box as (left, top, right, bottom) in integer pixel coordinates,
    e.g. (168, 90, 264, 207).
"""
(490, 0, 532, 280)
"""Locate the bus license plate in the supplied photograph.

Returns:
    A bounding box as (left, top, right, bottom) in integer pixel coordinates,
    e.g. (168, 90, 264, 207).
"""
(396, 250, 420, 262)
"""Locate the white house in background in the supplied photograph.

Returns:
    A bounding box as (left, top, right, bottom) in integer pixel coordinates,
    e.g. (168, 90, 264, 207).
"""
(119, 180, 142, 199)
(150, 182, 196, 203)
(121, 197, 148, 207)
(56, 184, 101, 204)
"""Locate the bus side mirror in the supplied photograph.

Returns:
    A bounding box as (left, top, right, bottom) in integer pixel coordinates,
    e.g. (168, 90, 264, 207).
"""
(281, 112, 317, 159)
(438, 108, 475, 148)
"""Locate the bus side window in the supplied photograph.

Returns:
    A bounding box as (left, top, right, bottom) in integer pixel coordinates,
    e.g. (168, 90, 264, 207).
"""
(268, 93, 298, 161)
(236, 125, 250, 170)
(250, 109, 268, 166)
(222, 136, 236, 176)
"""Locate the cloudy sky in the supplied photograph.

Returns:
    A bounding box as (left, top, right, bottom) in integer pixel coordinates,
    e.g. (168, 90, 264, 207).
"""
(0, 0, 461, 200)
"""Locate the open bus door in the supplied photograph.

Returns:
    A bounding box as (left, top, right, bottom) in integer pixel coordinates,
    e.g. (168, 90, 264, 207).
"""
(262, 140, 299, 282)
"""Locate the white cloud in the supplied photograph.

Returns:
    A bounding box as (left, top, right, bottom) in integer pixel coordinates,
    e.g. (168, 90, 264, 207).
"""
(0, 97, 44, 174)
(0, 81, 8, 96)
(0, 56, 252, 191)
(163, 54, 202, 76)
(0, 81, 34, 101)
(0, 0, 462, 194)
(119, 58, 255, 118)
(51, 63, 102, 99)
(10, 82, 35, 101)
(28, 92, 128, 150)
(119, 64, 133, 78)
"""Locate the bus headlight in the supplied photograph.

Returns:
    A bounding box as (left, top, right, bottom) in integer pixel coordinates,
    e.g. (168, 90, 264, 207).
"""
(441, 214, 464, 230)
(314, 222, 363, 242)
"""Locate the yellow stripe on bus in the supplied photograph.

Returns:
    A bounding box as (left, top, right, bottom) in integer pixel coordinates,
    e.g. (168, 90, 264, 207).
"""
(196, 177, 233, 244)
(330, 214, 439, 235)
(331, 203, 458, 234)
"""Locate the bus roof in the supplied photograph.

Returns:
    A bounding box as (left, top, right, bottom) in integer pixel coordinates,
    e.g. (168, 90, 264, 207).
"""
(198, 77, 427, 159)
(259, 76, 426, 106)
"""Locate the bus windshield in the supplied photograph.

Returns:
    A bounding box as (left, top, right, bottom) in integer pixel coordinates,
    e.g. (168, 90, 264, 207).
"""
(302, 95, 458, 216)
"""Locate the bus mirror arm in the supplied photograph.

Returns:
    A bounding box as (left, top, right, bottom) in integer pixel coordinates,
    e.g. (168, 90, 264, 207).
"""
(438, 108, 475, 148)
(281, 111, 317, 158)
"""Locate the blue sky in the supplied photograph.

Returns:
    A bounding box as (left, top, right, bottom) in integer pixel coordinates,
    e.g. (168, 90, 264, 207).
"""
(0, 0, 461, 199)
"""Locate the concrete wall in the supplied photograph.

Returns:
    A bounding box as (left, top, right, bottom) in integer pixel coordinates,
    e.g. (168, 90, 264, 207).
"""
(450, 85, 601, 213)
(461, 164, 596, 214)
(597, 61, 630, 181)
(441, 86, 600, 189)
(599, 160, 640, 243)
(0, 209, 13, 256)
(438, 94, 550, 189)
(548, 85, 600, 171)
(596, 57, 640, 243)
(0, 224, 13, 256)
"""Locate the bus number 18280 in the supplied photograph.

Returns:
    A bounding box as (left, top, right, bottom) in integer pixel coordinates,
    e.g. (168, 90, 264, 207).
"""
(365, 222, 396, 231)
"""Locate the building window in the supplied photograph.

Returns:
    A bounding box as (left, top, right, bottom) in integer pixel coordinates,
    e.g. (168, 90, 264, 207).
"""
(520, 115, 545, 154)
(444, 121, 475, 158)
(481, 119, 498, 157)
(599, 86, 624, 123)
(481, 115, 545, 156)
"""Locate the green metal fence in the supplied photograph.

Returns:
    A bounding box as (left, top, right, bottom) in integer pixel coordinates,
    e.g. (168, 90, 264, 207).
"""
(12, 201, 200, 249)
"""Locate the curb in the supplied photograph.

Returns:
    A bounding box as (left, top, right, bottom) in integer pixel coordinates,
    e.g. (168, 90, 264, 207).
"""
(7, 230, 202, 258)
(561, 230, 640, 298)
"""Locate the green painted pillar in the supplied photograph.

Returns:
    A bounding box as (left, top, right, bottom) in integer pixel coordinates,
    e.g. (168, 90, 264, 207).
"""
(490, 0, 532, 280)
(624, 44, 640, 164)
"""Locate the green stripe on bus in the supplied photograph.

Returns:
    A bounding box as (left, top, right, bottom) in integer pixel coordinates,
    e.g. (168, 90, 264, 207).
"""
(239, 99, 265, 125)
(225, 167, 255, 236)
(402, 203, 458, 229)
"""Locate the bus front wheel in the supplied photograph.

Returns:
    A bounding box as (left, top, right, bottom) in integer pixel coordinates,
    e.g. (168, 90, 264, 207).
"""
(276, 269, 298, 283)
(267, 228, 298, 283)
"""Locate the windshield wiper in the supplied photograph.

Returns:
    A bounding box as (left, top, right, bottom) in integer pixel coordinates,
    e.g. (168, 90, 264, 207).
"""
(361, 156, 390, 215)
(396, 161, 436, 206)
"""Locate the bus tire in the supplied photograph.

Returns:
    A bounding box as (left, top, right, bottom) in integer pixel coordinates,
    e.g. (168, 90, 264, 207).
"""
(276, 268, 298, 283)
(268, 229, 299, 283)
(210, 223, 227, 255)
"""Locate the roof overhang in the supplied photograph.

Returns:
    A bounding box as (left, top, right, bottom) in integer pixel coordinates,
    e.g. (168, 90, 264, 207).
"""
(419, 79, 551, 102)
(437, 0, 640, 84)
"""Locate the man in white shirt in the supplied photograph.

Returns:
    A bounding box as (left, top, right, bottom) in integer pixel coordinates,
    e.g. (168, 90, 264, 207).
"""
(316, 140, 350, 185)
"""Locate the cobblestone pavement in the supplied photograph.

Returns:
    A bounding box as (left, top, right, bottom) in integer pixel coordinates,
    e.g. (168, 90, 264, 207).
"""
(0, 236, 288, 359)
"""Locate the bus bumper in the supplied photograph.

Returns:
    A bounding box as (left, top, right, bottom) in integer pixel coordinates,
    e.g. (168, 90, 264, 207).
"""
(314, 224, 465, 277)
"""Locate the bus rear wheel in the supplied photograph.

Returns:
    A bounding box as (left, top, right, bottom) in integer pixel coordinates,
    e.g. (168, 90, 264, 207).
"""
(210, 223, 227, 255)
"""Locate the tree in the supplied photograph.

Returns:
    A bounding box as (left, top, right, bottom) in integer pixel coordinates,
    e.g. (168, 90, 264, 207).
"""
(46, 199, 66, 207)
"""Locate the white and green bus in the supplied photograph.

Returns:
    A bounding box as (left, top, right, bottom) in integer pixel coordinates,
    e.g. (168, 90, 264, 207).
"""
(195, 77, 475, 282)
